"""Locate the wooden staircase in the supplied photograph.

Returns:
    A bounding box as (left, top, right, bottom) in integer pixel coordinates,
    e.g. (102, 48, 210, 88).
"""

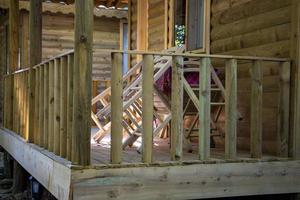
(91, 47, 240, 151)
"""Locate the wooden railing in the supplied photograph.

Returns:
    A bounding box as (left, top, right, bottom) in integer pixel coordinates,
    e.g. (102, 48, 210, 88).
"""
(3, 51, 77, 162)
(103, 50, 291, 164)
(2, 49, 291, 166)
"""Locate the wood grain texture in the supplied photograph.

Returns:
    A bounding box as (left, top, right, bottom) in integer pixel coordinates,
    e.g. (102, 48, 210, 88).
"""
(142, 54, 154, 163)
(110, 53, 123, 164)
(72, 0, 93, 165)
(171, 56, 184, 160)
(250, 61, 263, 158)
(225, 59, 237, 159)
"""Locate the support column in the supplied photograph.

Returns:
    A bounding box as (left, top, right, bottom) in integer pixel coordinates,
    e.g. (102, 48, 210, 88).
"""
(291, 0, 300, 159)
(72, 0, 94, 165)
(28, 0, 42, 143)
(136, 0, 148, 61)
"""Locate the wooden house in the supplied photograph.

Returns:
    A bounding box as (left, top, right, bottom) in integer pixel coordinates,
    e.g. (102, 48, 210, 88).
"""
(0, 0, 300, 199)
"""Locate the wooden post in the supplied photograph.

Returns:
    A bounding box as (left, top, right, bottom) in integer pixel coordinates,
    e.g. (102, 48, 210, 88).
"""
(44, 63, 49, 149)
(67, 54, 74, 160)
(54, 59, 61, 155)
(20, 11, 29, 69)
(142, 54, 154, 163)
(110, 53, 123, 164)
(136, 0, 148, 61)
(199, 58, 211, 160)
(7, 0, 19, 131)
(72, 0, 94, 165)
(291, 0, 300, 159)
(48, 61, 55, 152)
(277, 62, 291, 157)
(60, 56, 68, 158)
(171, 56, 183, 161)
(8, 0, 19, 73)
(28, 0, 42, 143)
(250, 61, 263, 158)
(225, 59, 237, 159)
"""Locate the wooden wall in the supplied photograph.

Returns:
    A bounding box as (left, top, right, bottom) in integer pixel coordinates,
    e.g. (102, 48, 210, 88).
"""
(20, 11, 121, 81)
(0, 24, 7, 125)
(210, 0, 292, 154)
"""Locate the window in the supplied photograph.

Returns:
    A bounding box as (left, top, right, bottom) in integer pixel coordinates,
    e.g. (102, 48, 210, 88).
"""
(174, 0, 210, 53)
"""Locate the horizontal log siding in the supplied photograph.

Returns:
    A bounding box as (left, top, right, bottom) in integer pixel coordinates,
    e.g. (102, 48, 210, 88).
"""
(20, 12, 120, 81)
(210, 0, 292, 154)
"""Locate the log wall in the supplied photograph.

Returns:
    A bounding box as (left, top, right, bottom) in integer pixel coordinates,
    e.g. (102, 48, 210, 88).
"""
(210, 0, 292, 154)
(20, 11, 121, 81)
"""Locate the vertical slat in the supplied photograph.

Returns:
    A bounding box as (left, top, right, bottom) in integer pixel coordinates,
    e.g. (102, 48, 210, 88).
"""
(171, 56, 184, 161)
(142, 54, 154, 163)
(110, 52, 123, 164)
(277, 61, 291, 157)
(20, 73, 25, 137)
(25, 72, 29, 140)
(250, 60, 263, 158)
(5, 76, 13, 130)
(72, 0, 93, 165)
(54, 59, 61, 155)
(60, 56, 68, 157)
(199, 57, 211, 160)
(225, 59, 237, 159)
(13, 74, 18, 133)
(48, 60, 55, 152)
(67, 54, 74, 160)
(34, 68, 40, 145)
(39, 66, 44, 147)
(44, 63, 49, 149)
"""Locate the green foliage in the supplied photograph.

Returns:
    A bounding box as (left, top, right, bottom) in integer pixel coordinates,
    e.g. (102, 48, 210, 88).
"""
(175, 25, 185, 47)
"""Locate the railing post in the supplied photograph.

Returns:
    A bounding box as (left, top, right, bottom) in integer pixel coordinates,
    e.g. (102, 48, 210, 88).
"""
(110, 52, 123, 164)
(277, 61, 290, 157)
(34, 68, 40, 145)
(250, 60, 263, 158)
(199, 57, 211, 160)
(171, 56, 183, 161)
(225, 59, 237, 159)
(142, 54, 154, 163)
(72, 0, 93, 165)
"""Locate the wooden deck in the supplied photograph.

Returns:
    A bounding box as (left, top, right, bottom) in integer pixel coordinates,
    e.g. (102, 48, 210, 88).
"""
(91, 128, 280, 165)
(1, 128, 300, 200)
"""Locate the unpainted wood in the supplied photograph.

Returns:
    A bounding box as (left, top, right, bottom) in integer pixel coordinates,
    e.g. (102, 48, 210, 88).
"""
(48, 60, 55, 152)
(199, 58, 211, 160)
(72, 0, 93, 165)
(225, 59, 237, 159)
(250, 61, 263, 158)
(60, 56, 68, 158)
(142, 54, 154, 163)
(44, 64, 49, 149)
(171, 56, 184, 161)
(54, 59, 61, 155)
(110, 53, 123, 164)
(67, 54, 74, 160)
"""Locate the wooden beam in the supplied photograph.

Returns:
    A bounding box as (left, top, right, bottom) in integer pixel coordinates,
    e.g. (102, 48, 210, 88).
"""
(142, 54, 154, 163)
(199, 58, 211, 160)
(72, 160, 300, 200)
(0, 128, 71, 200)
(225, 59, 237, 159)
(171, 56, 183, 161)
(110, 52, 123, 164)
(291, 0, 300, 159)
(28, 0, 42, 143)
(72, 0, 94, 165)
(277, 62, 291, 157)
(250, 61, 263, 158)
